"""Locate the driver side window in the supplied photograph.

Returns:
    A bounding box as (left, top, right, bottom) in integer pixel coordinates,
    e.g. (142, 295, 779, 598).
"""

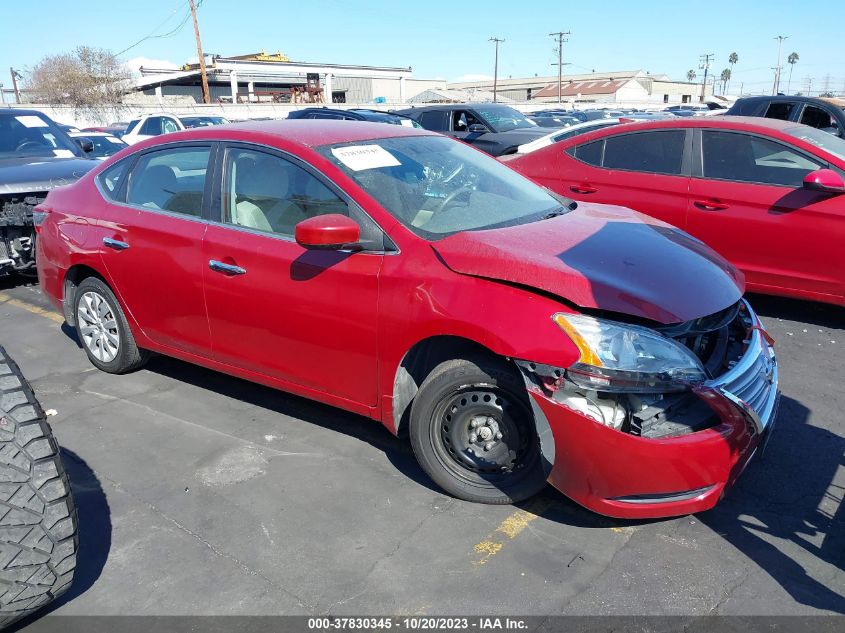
(451, 110, 483, 132)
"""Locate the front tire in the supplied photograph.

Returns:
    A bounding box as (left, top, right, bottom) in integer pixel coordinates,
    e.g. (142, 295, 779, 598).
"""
(409, 356, 547, 504)
(73, 277, 147, 374)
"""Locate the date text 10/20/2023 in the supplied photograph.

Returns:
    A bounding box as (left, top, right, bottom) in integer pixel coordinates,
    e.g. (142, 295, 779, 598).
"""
(307, 618, 529, 630)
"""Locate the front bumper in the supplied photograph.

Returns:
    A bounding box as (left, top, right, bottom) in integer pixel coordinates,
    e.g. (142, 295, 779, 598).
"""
(530, 302, 779, 519)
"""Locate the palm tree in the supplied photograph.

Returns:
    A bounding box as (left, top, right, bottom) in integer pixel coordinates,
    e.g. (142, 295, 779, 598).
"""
(686, 69, 697, 82)
(786, 52, 799, 94)
(728, 52, 738, 93)
(720, 68, 731, 94)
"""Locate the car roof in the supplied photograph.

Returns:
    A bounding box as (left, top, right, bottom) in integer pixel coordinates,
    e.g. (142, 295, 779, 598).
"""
(571, 115, 803, 133)
(138, 119, 437, 148)
(0, 108, 53, 118)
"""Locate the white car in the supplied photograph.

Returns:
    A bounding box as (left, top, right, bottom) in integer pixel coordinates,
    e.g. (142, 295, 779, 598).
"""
(121, 113, 185, 145)
(69, 132, 127, 160)
(513, 118, 630, 155)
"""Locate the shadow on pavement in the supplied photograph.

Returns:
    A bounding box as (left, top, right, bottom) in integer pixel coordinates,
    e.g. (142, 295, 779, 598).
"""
(748, 292, 845, 329)
(699, 394, 845, 613)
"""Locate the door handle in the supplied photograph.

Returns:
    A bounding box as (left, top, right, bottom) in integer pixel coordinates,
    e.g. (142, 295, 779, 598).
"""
(103, 237, 130, 251)
(693, 199, 730, 211)
(209, 260, 247, 276)
(570, 184, 598, 194)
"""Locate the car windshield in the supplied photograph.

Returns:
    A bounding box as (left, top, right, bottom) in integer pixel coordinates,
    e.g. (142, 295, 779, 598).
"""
(474, 106, 537, 132)
(785, 125, 845, 161)
(82, 135, 126, 158)
(318, 135, 563, 240)
(0, 112, 82, 159)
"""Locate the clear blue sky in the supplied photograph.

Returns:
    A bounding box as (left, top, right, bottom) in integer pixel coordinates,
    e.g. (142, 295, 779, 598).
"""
(2, 0, 843, 95)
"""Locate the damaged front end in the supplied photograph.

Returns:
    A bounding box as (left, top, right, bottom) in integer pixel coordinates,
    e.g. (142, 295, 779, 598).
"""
(0, 194, 44, 275)
(517, 299, 779, 518)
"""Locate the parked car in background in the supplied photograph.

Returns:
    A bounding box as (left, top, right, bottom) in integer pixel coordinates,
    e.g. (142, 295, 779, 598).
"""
(527, 114, 581, 128)
(0, 109, 96, 276)
(508, 118, 630, 155)
(726, 95, 845, 137)
(287, 107, 421, 127)
(82, 122, 130, 138)
(396, 103, 556, 155)
(121, 113, 186, 145)
(508, 116, 845, 305)
(69, 132, 127, 160)
(35, 120, 778, 518)
(180, 115, 231, 128)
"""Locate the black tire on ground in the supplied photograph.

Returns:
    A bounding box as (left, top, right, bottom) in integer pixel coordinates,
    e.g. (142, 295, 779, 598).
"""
(409, 355, 547, 505)
(0, 346, 77, 627)
(73, 276, 148, 374)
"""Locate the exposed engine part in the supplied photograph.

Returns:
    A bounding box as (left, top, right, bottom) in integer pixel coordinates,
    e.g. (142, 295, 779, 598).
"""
(558, 391, 627, 430)
(0, 194, 43, 275)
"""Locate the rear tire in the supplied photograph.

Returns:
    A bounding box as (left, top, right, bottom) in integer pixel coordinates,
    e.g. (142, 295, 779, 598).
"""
(0, 346, 77, 627)
(73, 277, 147, 374)
(409, 356, 547, 504)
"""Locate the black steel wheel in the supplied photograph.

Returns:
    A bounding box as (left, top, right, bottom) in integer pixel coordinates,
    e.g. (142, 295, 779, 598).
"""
(409, 356, 546, 504)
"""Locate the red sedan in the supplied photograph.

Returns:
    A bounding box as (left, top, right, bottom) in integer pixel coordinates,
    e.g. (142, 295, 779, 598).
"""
(507, 116, 845, 306)
(35, 121, 779, 518)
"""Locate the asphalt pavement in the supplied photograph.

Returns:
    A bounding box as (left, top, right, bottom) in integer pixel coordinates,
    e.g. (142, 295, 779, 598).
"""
(0, 276, 842, 618)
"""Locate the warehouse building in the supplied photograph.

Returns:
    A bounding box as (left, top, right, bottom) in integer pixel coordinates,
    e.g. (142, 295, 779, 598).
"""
(130, 51, 440, 105)
(448, 70, 710, 104)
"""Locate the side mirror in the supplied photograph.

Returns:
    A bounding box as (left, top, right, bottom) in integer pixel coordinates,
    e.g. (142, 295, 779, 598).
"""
(295, 214, 360, 250)
(74, 137, 94, 153)
(803, 168, 845, 194)
(467, 124, 488, 134)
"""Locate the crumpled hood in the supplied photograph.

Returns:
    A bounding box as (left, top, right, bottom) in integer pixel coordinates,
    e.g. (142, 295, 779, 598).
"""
(432, 203, 745, 324)
(0, 157, 96, 195)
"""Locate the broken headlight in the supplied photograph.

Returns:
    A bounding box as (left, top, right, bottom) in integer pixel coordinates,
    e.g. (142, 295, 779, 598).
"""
(553, 313, 706, 393)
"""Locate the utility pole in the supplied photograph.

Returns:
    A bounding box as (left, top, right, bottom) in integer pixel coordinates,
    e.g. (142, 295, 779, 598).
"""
(189, 0, 211, 104)
(549, 31, 570, 104)
(772, 35, 787, 94)
(698, 53, 714, 102)
(9, 68, 21, 104)
(803, 76, 812, 96)
(489, 37, 504, 103)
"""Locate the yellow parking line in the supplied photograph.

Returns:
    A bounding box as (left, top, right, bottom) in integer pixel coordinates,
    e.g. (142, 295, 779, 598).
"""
(471, 497, 553, 565)
(0, 291, 64, 324)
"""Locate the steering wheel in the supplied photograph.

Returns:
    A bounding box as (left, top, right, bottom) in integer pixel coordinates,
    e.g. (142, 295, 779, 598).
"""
(434, 185, 474, 214)
(15, 140, 47, 152)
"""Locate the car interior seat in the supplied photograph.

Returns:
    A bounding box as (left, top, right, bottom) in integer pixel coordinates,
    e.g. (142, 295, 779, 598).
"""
(130, 164, 178, 210)
(233, 156, 307, 234)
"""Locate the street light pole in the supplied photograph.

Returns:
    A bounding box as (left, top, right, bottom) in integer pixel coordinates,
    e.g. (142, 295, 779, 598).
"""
(489, 37, 504, 103)
(773, 35, 788, 95)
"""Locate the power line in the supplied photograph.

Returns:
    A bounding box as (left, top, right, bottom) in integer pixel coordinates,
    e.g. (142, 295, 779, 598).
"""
(115, 0, 203, 58)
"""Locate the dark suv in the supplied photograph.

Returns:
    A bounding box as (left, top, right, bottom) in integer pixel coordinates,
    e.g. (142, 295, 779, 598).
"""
(286, 107, 421, 127)
(395, 103, 556, 156)
(0, 109, 96, 275)
(726, 95, 845, 137)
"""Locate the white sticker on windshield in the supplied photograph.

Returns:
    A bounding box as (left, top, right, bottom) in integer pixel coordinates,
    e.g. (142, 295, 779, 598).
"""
(331, 145, 400, 171)
(53, 149, 75, 158)
(16, 115, 49, 128)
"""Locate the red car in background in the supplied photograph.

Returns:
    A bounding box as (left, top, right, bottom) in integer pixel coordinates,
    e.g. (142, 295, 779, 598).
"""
(508, 116, 845, 306)
(35, 120, 778, 518)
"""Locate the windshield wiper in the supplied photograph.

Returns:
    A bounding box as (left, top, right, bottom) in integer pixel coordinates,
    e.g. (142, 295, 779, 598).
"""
(541, 207, 569, 220)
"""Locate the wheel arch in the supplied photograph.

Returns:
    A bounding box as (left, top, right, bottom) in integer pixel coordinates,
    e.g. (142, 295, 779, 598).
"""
(63, 263, 110, 327)
(391, 335, 519, 438)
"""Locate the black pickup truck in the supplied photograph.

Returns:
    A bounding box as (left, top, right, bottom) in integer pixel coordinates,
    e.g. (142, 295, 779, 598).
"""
(1, 109, 97, 276)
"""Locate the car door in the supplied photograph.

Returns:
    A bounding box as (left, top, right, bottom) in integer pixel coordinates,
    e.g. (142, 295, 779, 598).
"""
(687, 129, 842, 297)
(201, 144, 383, 405)
(552, 129, 691, 229)
(95, 144, 213, 356)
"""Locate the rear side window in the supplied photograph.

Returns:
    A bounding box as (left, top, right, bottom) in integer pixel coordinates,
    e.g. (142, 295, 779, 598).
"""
(126, 147, 211, 215)
(567, 140, 603, 166)
(764, 102, 795, 121)
(602, 130, 686, 175)
(97, 160, 129, 201)
(418, 111, 448, 131)
(701, 131, 823, 187)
